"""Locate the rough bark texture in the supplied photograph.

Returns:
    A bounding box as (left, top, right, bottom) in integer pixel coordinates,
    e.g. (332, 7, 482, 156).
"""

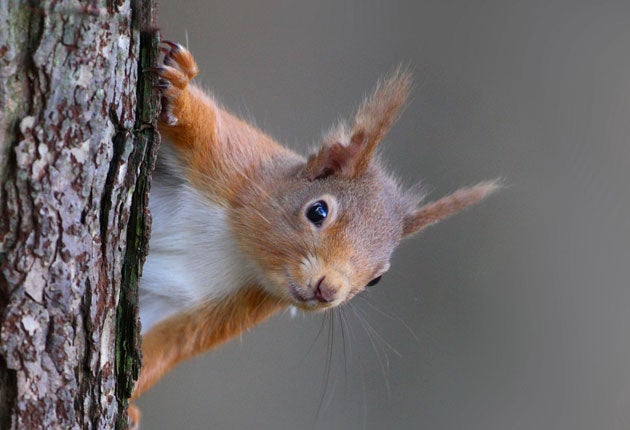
(0, 0, 158, 428)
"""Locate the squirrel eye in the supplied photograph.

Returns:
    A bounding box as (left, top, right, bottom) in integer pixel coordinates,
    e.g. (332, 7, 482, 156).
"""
(306, 201, 328, 227)
(366, 276, 382, 287)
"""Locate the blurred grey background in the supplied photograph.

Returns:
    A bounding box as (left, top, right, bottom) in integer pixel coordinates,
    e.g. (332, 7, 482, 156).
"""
(137, 1, 630, 429)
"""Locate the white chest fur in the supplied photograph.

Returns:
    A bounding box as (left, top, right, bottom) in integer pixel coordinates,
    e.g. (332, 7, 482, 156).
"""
(139, 171, 257, 333)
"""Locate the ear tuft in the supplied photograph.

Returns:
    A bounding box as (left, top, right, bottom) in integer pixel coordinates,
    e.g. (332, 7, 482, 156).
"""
(350, 66, 412, 175)
(301, 67, 413, 180)
(403, 179, 501, 237)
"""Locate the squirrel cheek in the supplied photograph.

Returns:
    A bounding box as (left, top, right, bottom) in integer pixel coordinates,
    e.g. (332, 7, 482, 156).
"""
(257, 268, 295, 301)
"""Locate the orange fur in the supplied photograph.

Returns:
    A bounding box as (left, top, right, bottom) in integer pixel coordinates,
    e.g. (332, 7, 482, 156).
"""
(132, 42, 498, 427)
(163, 86, 295, 203)
(132, 287, 285, 400)
(403, 181, 500, 236)
(157, 46, 293, 204)
(131, 46, 292, 420)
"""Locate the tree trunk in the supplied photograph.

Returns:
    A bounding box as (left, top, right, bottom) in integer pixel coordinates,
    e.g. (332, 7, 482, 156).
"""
(0, 0, 158, 428)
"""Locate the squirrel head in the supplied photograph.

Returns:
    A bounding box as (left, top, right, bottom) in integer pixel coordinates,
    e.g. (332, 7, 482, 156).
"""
(232, 68, 499, 311)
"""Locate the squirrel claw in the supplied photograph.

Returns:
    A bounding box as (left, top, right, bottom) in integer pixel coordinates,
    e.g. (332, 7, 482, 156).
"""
(159, 40, 198, 81)
(128, 404, 142, 430)
(153, 40, 199, 126)
(154, 79, 171, 90)
(159, 107, 178, 126)
(144, 65, 167, 74)
(159, 40, 183, 52)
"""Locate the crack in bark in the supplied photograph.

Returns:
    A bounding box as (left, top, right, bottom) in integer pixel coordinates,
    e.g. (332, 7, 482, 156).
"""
(99, 110, 125, 259)
(0, 354, 17, 430)
(114, 2, 160, 427)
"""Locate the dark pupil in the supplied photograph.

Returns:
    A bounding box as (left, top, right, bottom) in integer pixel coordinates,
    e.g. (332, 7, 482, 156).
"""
(366, 276, 382, 287)
(306, 201, 328, 226)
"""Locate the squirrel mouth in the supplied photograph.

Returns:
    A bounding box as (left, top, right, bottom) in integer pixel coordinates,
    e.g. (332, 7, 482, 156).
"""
(289, 284, 321, 309)
(289, 283, 335, 311)
(289, 285, 311, 303)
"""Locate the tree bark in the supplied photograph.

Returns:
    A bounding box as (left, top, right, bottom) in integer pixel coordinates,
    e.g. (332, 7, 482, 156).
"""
(0, 0, 158, 428)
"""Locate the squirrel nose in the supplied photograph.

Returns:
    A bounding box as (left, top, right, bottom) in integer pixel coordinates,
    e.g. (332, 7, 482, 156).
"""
(314, 276, 335, 303)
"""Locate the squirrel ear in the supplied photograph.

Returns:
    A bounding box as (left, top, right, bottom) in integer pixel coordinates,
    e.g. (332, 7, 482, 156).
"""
(403, 181, 500, 237)
(300, 123, 362, 180)
(301, 67, 412, 180)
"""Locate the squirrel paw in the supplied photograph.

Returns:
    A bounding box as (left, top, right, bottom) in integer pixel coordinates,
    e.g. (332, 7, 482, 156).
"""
(150, 41, 199, 126)
(128, 403, 142, 430)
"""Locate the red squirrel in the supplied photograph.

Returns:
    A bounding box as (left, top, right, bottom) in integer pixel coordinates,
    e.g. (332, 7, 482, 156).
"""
(129, 41, 498, 425)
